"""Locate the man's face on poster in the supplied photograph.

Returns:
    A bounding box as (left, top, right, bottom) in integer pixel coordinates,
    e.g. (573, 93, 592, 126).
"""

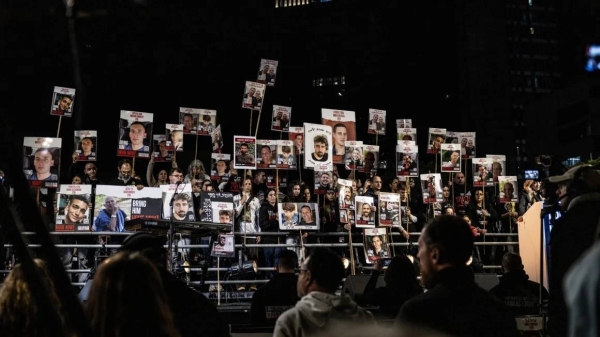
(276, 111, 283, 119)
(372, 236, 382, 250)
(301, 207, 313, 223)
(313, 141, 326, 159)
(58, 96, 72, 111)
(334, 126, 347, 147)
(81, 139, 93, 153)
(432, 136, 443, 149)
(295, 135, 303, 148)
(248, 87, 256, 96)
(372, 114, 378, 122)
(129, 123, 146, 146)
(362, 203, 371, 217)
(65, 199, 88, 224)
(104, 196, 116, 213)
(461, 138, 468, 146)
(492, 162, 502, 177)
(34, 150, 54, 175)
(219, 213, 230, 224)
(183, 115, 194, 129)
(468, 140, 474, 147)
(240, 145, 248, 155)
(174, 197, 189, 219)
(320, 173, 330, 185)
(159, 141, 167, 153)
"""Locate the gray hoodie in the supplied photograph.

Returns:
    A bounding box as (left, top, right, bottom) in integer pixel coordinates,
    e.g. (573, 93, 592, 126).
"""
(274, 291, 376, 337)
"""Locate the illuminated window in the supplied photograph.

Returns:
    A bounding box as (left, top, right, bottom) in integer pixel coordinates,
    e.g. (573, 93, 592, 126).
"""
(530, 27, 535, 35)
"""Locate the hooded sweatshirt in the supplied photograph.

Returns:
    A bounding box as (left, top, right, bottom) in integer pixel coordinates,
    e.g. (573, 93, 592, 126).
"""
(274, 291, 376, 337)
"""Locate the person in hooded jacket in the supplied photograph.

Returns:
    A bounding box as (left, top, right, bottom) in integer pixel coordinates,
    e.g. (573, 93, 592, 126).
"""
(274, 248, 376, 337)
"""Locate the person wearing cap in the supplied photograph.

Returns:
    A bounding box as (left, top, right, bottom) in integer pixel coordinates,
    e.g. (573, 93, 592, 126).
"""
(546, 164, 600, 337)
(118, 232, 230, 337)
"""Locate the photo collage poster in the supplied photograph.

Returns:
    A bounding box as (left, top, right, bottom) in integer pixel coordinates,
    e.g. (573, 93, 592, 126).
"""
(179, 107, 200, 134)
(321, 108, 356, 164)
(257, 59, 278, 86)
(364, 227, 390, 264)
(198, 109, 217, 135)
(93, 185, 162, 231)
(337, 179, 354, 225)
(74, 130, 97, 161)
(440, 144, 461, 172)
(427, 128, 446, 154)
(289, 126, 304, 155)
(344, 140, 363, 170)
(271, 105, 291, 132)
(277, 140, 296, 169)
(211, 153, 231, 180)
(396, 119, 412, 129)
(199, 191, 235, 225)
(50, 86, 76, 117)
(117, 110, 154, 158)
(23, 137, 61, 188)
(152, 134, 171, 162)
(278, 202, 320, 230)
(303, 123, 332, 171)
(314, 171, 333, 195)
(368, 109, 386, 135)
(211, 125, 223, 152)
(397, 127, 417, 144)
(445, 131, 458, 144)
(242, 81, 266, 111)
(358, 144, 379, 173)
(487, 154, 506, 183)
(472, 158, 495, 187)
(256, 139, 277, 169)
(460, 132, 476, 159)
(420, 173, 443, 204)
(160, 184, 194, 221)
(55, 184, 92, 232)
(166, 123, 184, 152)
(379, 192, 400, 227)
(355, 195, 375, 228)
(396, 144, 419, 177)
(233, 136, 257, 170)
(498, 176, 518, 203)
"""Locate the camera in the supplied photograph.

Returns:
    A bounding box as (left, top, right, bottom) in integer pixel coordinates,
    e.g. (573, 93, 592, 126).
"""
(380, 258, 392, 267)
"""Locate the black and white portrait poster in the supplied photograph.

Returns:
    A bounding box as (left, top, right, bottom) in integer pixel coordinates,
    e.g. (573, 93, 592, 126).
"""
(166, 123, 184, 152)
(278, 202, 319, 231)
(368, 109, 386, 135)
(271, 105, 291, 132)
(344, 140, 363, 171)
(321, 109, 356, 164)
(420, 173, 443, 204)
(152, 134, 172, 162)
(211, 125, 223, 152)
(499, 176, 518, 203)
(364, 228, 389, 264)
(56, 184, 92, 232)
(74, 130, 97, 161)
(358, 145, 379, 173)
(486, 154, 506, 183)
(179, 107, 200, 134)
(242, 81, 266, 111)
(199, 191, 235, 225)
(397, 128, 417, 144)
(338, 179, 354, 221)
(396, 119, 412, 129)
(440, 144, 461, 172)
(289, 126, 304, 155)
(211, 234, 235, 258)
(161, 184, 195, 221)
(256, 139, 277, 169)
(234, 136, 257, 169)
(50, 86, 75, 117)
(277, 140, 296, 169)
(396, 144, 419, 177)
(257, 59, 278, 86)
(303, 123, 332, 170)
(460, 132, 476, 159)
(118, 110, 153, 158)
(379, 192, 400, 227)
(210, 153, 231, 180)
(23, 137, 61, 188)
(355, 195, 375, 228)
(472, 158, 494, 187)
(427, 128, 446, 155)
(314, 171, 333, 195)
(445, 131, 459, 144)
(198, 109, 216, 135)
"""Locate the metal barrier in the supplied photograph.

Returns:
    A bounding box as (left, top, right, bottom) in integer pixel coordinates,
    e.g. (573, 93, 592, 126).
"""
(2, 231, 516, 285)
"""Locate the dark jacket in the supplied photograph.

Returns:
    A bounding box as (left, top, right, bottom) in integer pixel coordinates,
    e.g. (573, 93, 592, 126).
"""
(362, 270, 423, 318)
(259, 202, 279, 244)
(395, 266, 519, 337)
(251, 273, 299, 325)
(489, 270, 549, 317)
(107, 176, 143, 186)
(548, 192, 600, 337)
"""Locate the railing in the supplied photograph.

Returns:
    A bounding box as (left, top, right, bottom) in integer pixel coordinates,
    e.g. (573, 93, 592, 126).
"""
(1, 231, 518, 285)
